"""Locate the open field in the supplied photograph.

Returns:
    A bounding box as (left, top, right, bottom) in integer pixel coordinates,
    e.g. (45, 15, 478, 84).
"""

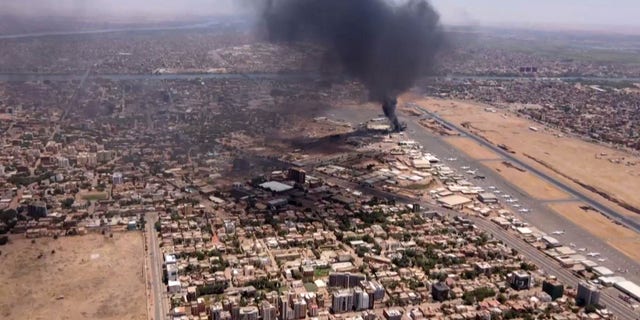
(442, 136, 502, 160)
(483, 160, 571, 201)
(408, 95, 640, 220)
(0, 233, 146, 320)
(548, 202, 640, 262)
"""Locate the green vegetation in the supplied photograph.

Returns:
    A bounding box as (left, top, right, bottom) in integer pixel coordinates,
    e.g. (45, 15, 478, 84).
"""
(462, 287, 496, 305)
(303, 282, 318, 292)
(247, 278, 281, 291)
(8, 171, 52, 186)
(314, 267, 331, 278)
(198, 283, 228, 295)
(61, 197, 75, 209)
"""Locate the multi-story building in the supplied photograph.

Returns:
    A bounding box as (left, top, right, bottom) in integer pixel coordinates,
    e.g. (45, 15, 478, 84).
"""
(239, 306, 259, 320)
(211, 303, 224, 320)
(354, 287, 370, 311)
(576, 281, 601, 306)
(331, 289, 354, 314)
(112, 172, 123, 185)
(278, 295, 291, 320)
(293, 299, 307, 319)
(329, 273, 366, 289)
(288, 167, 306, 184)
(509, 271, 532, 290)
(431, 282, 450, 302)
(260, 301, 277, 320)
(384, 309, 403, 320)
(542, 279, 564, 301)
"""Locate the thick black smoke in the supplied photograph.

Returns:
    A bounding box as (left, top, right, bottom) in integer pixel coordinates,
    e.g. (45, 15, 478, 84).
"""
(263, 0, 444, 131)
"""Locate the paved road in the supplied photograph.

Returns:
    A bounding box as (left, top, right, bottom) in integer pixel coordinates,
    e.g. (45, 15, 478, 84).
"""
(146, 213, 166, 320)
(419, 107, 640, 234)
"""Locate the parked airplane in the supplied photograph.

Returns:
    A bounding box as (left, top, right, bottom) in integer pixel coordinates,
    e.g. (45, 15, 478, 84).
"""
(551, 230, 565, 235)
(587, 252, 601, 257)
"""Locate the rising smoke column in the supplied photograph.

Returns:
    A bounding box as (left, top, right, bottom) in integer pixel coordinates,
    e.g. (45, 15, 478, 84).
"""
(263, 0, 444, 131)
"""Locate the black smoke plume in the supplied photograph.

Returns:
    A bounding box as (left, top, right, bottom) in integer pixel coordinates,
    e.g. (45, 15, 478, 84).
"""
(262, 0, 444, 131)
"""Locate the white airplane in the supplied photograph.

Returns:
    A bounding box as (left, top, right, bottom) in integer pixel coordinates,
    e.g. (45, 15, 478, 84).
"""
(587, 252, 601, 257)
(551, 230, 565, 235)
(494, 190, 502, 194)
(597, 258, 607, 262)
(447, 157, 457, 161)
(569, 243, 576, 247)
(465, 170, 478, 175)
(513, 204, 521, 208)
(578, 248, 587, 252)
(488, 186, 496, 190)
(502, 194, 511, 198)
(518, 208, 530, 213)
(461, 166, 470, 170)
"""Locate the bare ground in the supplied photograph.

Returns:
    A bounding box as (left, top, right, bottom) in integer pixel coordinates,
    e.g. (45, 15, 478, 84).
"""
(0, 233, 146, 320)
(483, 160, 572, 201)
(548, 202, 640, 261)
(407, 95, 640, 219)
(442, 136, 502, 160)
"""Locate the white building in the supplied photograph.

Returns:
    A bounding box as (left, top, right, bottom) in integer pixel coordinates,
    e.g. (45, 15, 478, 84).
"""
(112, 172, 123, 185)
(58, 157, 70, 168)
(168, 280, 181, 294)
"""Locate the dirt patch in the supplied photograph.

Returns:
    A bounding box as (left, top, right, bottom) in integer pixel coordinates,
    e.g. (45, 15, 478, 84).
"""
(484, 160, 571, 201)
(0, 233, 146, 320)
(548, 202, 640, 262)
(442, 136, 501, 160)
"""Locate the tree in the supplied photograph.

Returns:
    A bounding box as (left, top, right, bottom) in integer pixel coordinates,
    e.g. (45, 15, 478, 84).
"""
(196, 251, 206, 261)
(61, 198, 75, 209)
(356, 246, 370, 258)
(0, 235, 8, 245)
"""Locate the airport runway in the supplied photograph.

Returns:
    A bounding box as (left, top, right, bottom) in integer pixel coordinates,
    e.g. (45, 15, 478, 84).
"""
(398, 115, 640, 284)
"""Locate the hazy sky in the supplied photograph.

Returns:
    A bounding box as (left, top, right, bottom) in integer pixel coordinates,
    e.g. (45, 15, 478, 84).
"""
(1, 0, 639, 30)
(432, 0, 640, 29)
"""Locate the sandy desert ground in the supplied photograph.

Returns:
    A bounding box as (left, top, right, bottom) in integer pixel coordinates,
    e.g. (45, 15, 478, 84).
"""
(0, 233, 146, 320)
(483, 160, 571, 201)
(412, 96, 640, 218)
(442, 136, 502, 160)
(548, 202, 640, 261)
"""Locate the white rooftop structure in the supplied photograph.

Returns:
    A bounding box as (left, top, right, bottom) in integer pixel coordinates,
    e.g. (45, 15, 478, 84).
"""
(260, 181, 293, 193)
(614, 280, 640, 302)
(593, 266, 615, 277)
